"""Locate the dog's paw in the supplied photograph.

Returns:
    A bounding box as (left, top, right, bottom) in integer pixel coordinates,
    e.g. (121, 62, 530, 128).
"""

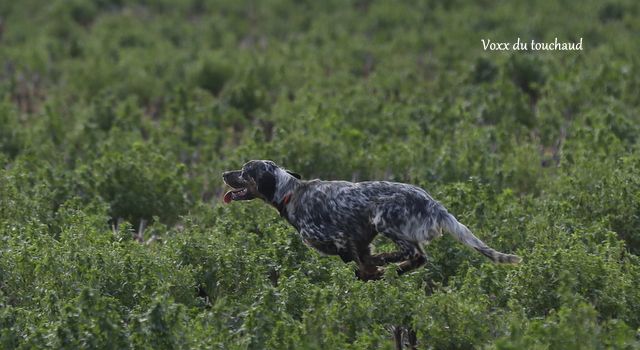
(355, 266, 385, 281)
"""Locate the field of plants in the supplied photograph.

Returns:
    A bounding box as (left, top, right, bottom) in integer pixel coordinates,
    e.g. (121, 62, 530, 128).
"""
(1, 0, 639, 348)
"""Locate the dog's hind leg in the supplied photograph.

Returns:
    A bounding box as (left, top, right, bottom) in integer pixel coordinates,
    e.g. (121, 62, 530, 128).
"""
(368, 200, 429, 272)
(394, 241, 427, 274)
(397, 254, 427, 275)
(355, 244, 427, 280)
(365, 250, 409, 266)
(366, 240, 424, 266)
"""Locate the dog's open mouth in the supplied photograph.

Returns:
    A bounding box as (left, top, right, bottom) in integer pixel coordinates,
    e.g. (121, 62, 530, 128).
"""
(223, 187, 254, 203)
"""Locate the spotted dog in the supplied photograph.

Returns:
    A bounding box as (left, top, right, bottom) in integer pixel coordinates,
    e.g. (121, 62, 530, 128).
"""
(222, 160, 521, 280)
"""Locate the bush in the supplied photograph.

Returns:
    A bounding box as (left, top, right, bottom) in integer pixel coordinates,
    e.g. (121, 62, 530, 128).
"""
(0, 101, 24, 159)
(79, 139, 189, 226)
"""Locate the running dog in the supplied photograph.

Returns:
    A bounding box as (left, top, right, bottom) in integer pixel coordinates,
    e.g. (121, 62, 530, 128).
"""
(222, 160, 520, 280)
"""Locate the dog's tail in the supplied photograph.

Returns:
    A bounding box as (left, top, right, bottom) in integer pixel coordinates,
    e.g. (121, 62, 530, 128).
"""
(441, 213, 521, 264)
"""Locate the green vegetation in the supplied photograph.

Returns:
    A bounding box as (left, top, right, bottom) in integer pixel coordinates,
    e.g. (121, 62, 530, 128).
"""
(1, 0, 640, 348)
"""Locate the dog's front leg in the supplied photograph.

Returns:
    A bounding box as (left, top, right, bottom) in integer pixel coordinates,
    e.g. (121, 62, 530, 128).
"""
(353, 246, 385, 281)
(355, 264, 384, 281)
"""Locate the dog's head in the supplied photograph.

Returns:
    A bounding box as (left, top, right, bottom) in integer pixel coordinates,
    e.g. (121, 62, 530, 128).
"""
(222, 160, 301, 204)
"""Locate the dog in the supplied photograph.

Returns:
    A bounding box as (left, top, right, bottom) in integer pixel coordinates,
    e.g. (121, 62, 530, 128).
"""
(222, 160, 521, 280)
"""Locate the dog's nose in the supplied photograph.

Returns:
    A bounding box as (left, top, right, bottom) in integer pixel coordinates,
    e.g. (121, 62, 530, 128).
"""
(222, 171, 231, 180)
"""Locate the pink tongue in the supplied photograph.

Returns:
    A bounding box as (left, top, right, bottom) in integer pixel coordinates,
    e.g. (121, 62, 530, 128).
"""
(223, 191, 234, 204)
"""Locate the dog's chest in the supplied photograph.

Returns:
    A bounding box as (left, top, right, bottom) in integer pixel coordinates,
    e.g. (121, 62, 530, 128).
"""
(284, 184, 373, 255)
(288, 212, 355, 256)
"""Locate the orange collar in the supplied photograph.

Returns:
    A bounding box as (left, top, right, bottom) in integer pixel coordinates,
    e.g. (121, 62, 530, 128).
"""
(276, 192, 293, 217)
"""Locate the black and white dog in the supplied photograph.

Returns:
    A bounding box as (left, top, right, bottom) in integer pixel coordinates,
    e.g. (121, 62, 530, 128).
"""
(223, 160, 520, 280)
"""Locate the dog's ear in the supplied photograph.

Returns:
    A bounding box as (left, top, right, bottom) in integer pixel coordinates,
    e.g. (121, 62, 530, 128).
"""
(286, 170, 301, 179)
(257, 172, 276, 201)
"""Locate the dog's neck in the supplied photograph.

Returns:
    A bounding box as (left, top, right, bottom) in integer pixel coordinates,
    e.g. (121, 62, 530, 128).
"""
(272, 171, 300, 217)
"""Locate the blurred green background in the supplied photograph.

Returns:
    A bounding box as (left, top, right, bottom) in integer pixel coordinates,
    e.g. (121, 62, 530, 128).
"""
(1, 0, 640, 348)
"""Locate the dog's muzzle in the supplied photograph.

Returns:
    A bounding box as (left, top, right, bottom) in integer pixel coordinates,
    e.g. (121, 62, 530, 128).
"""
(222, 171, 255, 203)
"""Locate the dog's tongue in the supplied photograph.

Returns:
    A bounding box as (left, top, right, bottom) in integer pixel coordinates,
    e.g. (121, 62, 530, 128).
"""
(223, 191, 234, 204)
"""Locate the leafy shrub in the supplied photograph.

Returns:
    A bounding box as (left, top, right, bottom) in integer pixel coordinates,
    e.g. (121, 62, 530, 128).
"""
(52, 289, 129, 350)
(599, 2, 625, 22)
(129, 294, 190, 350)
(508, 231, 640, 326)
(505, 54, 547, 105)
(472, 56, 499, 84)
(492, 302, 639, 349)
(550, 155, 640, 253)
(0, 101, 24, 159)
(79, 139, 188, 226)
(191, 55, 234, 96)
